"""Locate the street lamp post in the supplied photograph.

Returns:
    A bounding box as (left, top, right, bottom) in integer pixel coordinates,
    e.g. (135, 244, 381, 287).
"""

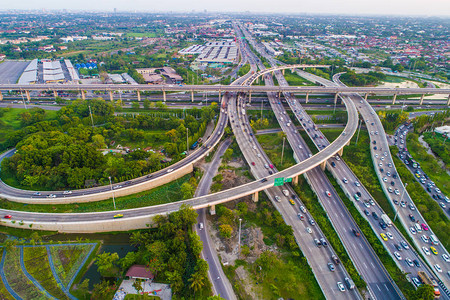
(238, 218, 242, 254)
(186, 128, 189, 155)
(355, 119, 362, 145)
(281, 136, 286, 166)
(108, 176, 116, 210)
(394, 183, 407, 222)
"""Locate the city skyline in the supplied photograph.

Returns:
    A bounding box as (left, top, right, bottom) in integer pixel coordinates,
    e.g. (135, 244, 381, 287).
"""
(1, 0, 450, 16)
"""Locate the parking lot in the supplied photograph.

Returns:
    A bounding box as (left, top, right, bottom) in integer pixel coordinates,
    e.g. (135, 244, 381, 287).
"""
(0, 60, 30, 84)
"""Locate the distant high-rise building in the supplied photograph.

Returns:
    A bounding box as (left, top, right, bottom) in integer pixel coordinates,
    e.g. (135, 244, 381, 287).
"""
(114, 8, 117, 13)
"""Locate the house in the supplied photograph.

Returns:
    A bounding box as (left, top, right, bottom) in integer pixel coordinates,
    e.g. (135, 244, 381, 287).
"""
(126, 265, 155, 281)
(0, 54, 5, 61)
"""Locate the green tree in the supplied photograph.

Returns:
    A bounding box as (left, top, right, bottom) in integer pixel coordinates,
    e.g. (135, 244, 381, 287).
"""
(143, 99, 150, 109)
(95, 252, 120, 277)
(414, 284, 435, 300)
(180, 182, 195, 199)
(219, 224, 233, 238)
(91, 281, 114, 300)
(189, 270, 207, 295)
(132, 279, 143, 293)
(131, 102, 140, 110)
(223, 148, 233, 162)
(76, 279, 90, 299)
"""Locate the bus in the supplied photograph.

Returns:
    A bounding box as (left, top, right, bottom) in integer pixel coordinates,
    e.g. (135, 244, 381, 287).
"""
(417, 271, 440, 298)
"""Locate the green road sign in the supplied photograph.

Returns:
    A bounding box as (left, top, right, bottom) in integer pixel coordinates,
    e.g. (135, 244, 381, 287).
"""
(274, 178, 284, 186)
(284, 178, 293, 183)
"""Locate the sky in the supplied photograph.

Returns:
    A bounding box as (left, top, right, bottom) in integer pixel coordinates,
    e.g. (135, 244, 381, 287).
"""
(2, 0, 450, 16)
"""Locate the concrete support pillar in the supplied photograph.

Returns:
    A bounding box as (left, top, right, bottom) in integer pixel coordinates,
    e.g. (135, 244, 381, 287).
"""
(320, 161, 326, 171)
(25, 90, 31, 102)
(392, 94, 397, 105)
(305, 92, 309, 104)
(81, 90, 86, 100)
(334, 93, 339, 104)
(209, 205, 216, 215)
(219, 90, 221, 103)
(109, 91, 114, 102)
(364, 93, 368, 102)
(0, 92, 4, 101)
(248, 91, 252, 104)
(278, 91, 281, 99)
(256, 77, 259, 84)
(447, 94, 450, 106)
(252, 191, 259, 202)
(53, 90, 58, 99)
(191, 90, 194, 102)
(338, 148, 344, 157)
(136, 90, 141, 102)
(282, 69, 285, 75)
(163, 90, 166, 102)
(292, 176, 298, 185)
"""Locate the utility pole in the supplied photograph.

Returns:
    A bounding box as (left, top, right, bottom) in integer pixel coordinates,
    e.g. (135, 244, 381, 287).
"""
(238, 218, 242, 254)
(260, 96, 264, 120)
(108, 176, 116, 210)
(395, 183, 407, 222)
(89, 105, 95, 128)
(281, 136, 286, 166)
(186, 128, 189, 155)
(355, 119, 362, 145)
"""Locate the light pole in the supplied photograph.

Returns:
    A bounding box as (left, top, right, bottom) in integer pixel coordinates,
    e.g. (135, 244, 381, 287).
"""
(355, 119, 362, 145)
(88, 105, 95, 128)
(281, 136, 286, 166)
(186, 128, 189, 155)
(108, 176, 116, 210)
(238, 218, 242, 254)
(394, 183, 407, 222)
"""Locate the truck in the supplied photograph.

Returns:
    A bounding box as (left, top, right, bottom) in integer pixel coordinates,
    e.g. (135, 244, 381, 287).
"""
(417, 271, 440, 298)
(381, 214, 393, 227)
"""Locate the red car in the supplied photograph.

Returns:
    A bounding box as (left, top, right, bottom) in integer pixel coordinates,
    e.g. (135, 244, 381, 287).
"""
(251, 162, 255, 166)
(4, 215, 12, 219)
(326, 191, 332, 198)
(421, 223, 429, 231)
(269, 164, 274, 169)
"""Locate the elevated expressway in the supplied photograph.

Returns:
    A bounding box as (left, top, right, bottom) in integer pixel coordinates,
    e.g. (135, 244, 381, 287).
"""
(238, 26, 403, 300)
(333, 73, 450, 296)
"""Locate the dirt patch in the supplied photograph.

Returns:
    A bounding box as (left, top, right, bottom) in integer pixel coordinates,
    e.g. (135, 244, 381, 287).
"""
(235, 265, 261, 299)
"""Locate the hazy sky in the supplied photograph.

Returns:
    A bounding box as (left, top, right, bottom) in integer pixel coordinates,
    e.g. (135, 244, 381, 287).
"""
(2, 0, 450, 16)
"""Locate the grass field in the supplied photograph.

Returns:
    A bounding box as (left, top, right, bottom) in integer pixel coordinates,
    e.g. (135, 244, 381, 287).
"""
(0, 175, 191, 213)
(0, 250, 13, 299)
(23, 246, 70, 299)
(384, 76, 405, 83)
(126, 32, 157, 38)
(406, 132, 450, 196)
(256, 133, 296, 170)
(284, 70, 315, 86)
(50, 244, 93, 287)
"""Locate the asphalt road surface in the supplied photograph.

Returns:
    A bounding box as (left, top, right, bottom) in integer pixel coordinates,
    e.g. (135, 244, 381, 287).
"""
(0, 61, 30, 84)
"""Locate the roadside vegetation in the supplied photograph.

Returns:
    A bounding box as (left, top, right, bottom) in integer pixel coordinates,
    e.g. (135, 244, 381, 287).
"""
(283, 69, 314, 86)
(256, 132, 296, 170)
(237, 64, 250, 77)
(422, 131, 450, 166)
(0, 101, 214, 190)
(340, 70, 386, 87)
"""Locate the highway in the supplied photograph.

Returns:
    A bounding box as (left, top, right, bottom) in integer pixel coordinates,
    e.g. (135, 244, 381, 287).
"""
(194, 139, 236, 300)
(240, 24, 403, 300)
(333, 73, 450, 296)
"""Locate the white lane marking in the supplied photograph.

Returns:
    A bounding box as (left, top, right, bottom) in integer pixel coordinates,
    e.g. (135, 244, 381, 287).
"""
(363, 262, 368, 269)
(385, 284, 390, 291)
(359, 243, 364, 249)
(377, 284, 381, 291)
(371, 262, 375, 268)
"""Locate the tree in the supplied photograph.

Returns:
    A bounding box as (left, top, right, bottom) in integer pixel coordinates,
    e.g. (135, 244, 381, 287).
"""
(92, 134, 106, 149)
(414, 284, 435, 300)
(91, 280, 114, 300)
(155, 101, 166, 109)
(143, 99, 150, 109)
(132, 279, 143, 294)
(131, 102, 140, 110)
(180, 182, 195, 199)
(219, 224, 233, 238)
(208, 296, 226, 300)
(222, 148, 233, 162)
(76, 279, 90, 299)
(95, 252, 120, 277)
(189, 270, 206, 295)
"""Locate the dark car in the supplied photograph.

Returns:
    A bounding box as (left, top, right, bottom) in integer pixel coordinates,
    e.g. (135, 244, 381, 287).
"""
(352, 229, 360, 237)
(356, 191, 362, 197)
(331, 162, 336, 168)
(393, 173, 397, 179)
(413, 259, 421, 267)
(379, 221, 387, 230)
(372, 212, 379, 220)
(260, 178, 267, 183)
(364, 209, 370, 216)
(395, 244, 402, 251)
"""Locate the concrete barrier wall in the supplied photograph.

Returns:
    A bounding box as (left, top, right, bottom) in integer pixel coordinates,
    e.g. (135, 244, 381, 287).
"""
(0, 214, 160, 233)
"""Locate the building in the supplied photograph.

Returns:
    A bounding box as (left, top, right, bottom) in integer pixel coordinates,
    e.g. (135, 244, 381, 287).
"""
(18, 59, 38, 84)
(0, 54, 5, 61)
(126, 265, 155, 281)
(195, 41, 238, 64)
(42, 60, 65, 83)
(160, 67, 183, 84)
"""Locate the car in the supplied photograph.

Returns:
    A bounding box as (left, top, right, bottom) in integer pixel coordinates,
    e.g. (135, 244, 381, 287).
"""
(335, 155, 340, 161)
(401, 241, 409, 249)
(326, 191, 332, 198)
(383, 177, 388, 182)
(380, 233, 388, 241)
(167, 168, 173, 173)
(409, 214, 415, 222)
(369, 199, 375, 206)
(275, 196, 281, 202)
(372, 212, 379, 220)
(435, 264, 442, 273)
(300, 206, 306, 213)
(331, 162, 336, 168)
(260, 178, 267, 183)
(421, 235, 429, 243)
(386, 171, 391, 177)
(390, 181, 395, 186)
(395, 244, 402, 251)
(421, 223, 429, 231)
(422, 247, 431, 256)
(309, 218, 316, 226)
(431, 247, 438, 255)
(440, 202, 447, 209)
(33, 192, 41, 196)
(146, 174, 153, 179)
(356, 191, 362, 197)
(413, 259, 421, 267)
(320, 238, 328, 247)
(394, 251, 402, 260)
(337, 282, 346, 292)
(332, 254, 341, 264)
(394, 189, 400, 195)
(47, 194, 56, 198)
(364, 209, 370, 216)
(306, 227, 312, 234)
(442, 254, 450, 262)
(354, 194, 360, 201)
(410, 227, 416, 235)
(406, 258, 414, 267)
(328, 263, 335, 271)
(386, 232, 393, 239)
(251, 162, 255, 166)
(289, 199, 295, 205)
(314, 239, 322, 247)
(113, 185, 122, 190)
(113, 214, 123, 219)
(400, 201, 406, 208)
(297, 213, 305, 220)
(393, 173, 398, 179)
(378, 162, 383, 167)
(409, 204, 415, 210)
(435, 187, 441, 194)
(352, 229, 360, 237)
(4, 215, 12, 219)
(380, 221, 387, 230)
(394, 199, 399, 205)
(364, 201, 370, 208)
(63, 190, 72, 195)
(199, 223, 204, 230)
(354, 181, 361, 187)
(342, 178, 348, 184)
(388, 187, 393, 193)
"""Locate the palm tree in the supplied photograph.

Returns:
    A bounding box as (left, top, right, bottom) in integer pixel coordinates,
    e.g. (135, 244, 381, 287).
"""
(189, 271, 206, 295)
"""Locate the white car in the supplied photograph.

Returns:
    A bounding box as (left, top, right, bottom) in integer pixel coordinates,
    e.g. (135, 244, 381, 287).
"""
(167, 169, 174, 173)
(406, 258, 414, 267)
(386, 232, 394, 239)
(442, 254, 450, 263)
(440, 202, 446, 209)
(394, 189, 400, 195)
(354, 181, 361, 187)
(422, 247, 431, 256)
(394, 251, 402, 260)
(421, 235, 429, 243)
(435, 264, 442, 273)
(63, 191, 72, 195)
(306, 227, 312, 234)
(410, 227, 416, 235)
(383, 177, 388, 182)
(337, 282, 345, 292)
(275, 196, 281, 202)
